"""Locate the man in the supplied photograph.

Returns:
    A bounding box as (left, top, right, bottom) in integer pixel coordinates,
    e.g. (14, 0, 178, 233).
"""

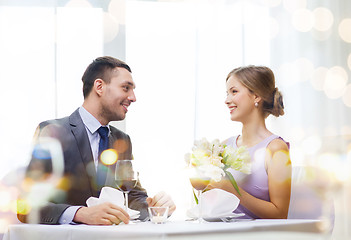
(18, 56, 176, 225)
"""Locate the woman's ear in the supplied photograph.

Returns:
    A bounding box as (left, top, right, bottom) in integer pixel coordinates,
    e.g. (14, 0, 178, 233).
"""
(254, 94, 262, 104)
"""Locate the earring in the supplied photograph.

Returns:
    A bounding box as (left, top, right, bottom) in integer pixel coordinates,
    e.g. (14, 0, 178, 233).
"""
(255, 102, 258, 107)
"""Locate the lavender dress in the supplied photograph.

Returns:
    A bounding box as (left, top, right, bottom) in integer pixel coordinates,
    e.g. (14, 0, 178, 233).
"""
(226, 134, 289, 219)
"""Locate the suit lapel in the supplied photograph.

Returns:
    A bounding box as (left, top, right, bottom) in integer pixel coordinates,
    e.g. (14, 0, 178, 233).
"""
(69, 109, 97, 195)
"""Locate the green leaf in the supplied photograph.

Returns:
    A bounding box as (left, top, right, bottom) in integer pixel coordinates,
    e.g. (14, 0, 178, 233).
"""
(222, 155, 228, 164)
(193, 189, 199, 204)
(225, 170, 241, 196)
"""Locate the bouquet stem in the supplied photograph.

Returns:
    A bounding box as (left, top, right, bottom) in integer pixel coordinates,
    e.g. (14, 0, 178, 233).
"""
(225, 170, 241, 196)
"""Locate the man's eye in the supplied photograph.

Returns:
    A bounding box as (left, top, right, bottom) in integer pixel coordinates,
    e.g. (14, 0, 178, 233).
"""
(123, 86, 129, 91)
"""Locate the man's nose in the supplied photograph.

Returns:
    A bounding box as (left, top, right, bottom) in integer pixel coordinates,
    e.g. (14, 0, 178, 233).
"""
(128, 91, 136, 102)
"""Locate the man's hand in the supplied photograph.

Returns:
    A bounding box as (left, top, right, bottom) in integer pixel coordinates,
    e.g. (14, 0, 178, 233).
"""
(146, 191, 176, 216)
(73, 202, 130, 225)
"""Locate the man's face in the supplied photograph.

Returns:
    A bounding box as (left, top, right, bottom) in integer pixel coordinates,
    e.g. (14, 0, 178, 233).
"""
(100, 67, 136, 122)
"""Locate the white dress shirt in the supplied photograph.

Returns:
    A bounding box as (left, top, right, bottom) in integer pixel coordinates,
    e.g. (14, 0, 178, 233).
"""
(78, 106, 110, 170)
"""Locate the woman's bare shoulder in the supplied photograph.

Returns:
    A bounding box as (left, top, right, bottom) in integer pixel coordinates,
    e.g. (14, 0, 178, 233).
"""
(267, 137, 289, 153)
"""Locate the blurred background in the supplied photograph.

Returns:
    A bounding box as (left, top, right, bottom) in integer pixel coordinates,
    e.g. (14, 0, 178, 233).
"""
(0, 0, 350, 238)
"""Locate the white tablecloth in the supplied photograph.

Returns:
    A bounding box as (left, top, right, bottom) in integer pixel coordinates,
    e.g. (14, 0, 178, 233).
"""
(3, 219, 328, 240)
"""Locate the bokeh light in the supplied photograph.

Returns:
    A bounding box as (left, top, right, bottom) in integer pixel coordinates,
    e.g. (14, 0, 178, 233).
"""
(342, 84, 351, 108)
(108, 0, 126, 25)
(56, 176, 71, 191)
(270, 17, 280, 39)
(292, 9, 314, 32)
(289, 146, 305, 165)
(278, 62, 299, 85)
(301, 135, 322, 155)
(294, 58, 314, 82)
(311, 67, 328, 91)
(313, 7, 334, 32)
(289, 126, 305, 142)
(318, 152, 347, 182)
(261, 0, 281, 7)
(324, 126, 338, 137)
(101, 149, 118, 166)
(348, 53, 351, 71)
(283, 0, 306, 13)
(0, 190, 11, 212)
(338, 18, 351, 43)
(10, 200, 18, 214)
(341, 125, 351, 137)
(65, 0, 92, 8)
(113, 139, 129, 154)
(103, 12, 119, 43)
(324, 66, 348, 99)
(278, 58, 314, 85)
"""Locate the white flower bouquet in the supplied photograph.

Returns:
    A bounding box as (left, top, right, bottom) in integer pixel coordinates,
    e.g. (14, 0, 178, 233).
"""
(185, 138, 251, 195)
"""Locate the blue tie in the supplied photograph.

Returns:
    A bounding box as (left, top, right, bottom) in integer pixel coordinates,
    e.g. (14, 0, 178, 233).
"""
(97, 126, 109, 188)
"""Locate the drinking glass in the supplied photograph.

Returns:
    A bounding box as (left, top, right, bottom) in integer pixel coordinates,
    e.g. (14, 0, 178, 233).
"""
(189, 168, 211, 223)
(114, 160, 139, 211)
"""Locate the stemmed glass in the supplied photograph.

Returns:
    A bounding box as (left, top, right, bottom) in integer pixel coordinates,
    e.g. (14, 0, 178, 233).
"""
(114, 160, 139, 212)
(189, 168, 211, 223)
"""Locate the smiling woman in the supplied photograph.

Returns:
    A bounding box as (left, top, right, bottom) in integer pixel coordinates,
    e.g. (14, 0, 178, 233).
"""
(206, 65, 291, 219)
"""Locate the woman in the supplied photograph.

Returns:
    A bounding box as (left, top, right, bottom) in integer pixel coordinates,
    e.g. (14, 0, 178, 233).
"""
(208, 65, 291, 219)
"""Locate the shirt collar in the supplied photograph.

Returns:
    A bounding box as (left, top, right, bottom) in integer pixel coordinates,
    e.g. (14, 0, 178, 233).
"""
(79, 106, 110, 135)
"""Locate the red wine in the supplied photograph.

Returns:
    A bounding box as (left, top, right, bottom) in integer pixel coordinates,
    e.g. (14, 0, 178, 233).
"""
(115, 179, 137, 192)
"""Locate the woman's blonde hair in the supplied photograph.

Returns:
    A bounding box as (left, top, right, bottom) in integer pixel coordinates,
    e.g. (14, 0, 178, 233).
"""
(226, 65, 284, 118)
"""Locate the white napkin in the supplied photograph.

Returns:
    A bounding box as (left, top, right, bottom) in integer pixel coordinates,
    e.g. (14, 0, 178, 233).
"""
(86, 187, 140, 219)
(187, 188, 242, 218)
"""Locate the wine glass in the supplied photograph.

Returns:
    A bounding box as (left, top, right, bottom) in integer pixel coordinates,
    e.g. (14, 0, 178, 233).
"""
(114, 160, 139, 212)
(189, 168, 211, 223)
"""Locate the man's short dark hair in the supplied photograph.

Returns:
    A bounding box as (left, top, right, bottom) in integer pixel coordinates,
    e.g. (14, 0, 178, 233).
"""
(82, 56, 132, 98)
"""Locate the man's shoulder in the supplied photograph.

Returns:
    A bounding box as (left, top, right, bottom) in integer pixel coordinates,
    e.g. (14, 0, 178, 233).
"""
(109, 125, 130, 140)
(38, 109, 80, 128)
(39, 116, 69, 126)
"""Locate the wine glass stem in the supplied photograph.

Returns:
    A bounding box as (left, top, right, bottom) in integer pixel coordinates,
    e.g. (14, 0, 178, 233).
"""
(198, 190, 204, 223)
(124, 192, 129, 211)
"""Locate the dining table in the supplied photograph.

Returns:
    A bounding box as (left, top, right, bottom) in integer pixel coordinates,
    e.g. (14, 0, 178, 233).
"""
(3, 219, 330, 240)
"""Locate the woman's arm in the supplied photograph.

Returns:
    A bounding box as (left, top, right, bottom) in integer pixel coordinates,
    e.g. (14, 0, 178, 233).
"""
(208, 138, 291, 219)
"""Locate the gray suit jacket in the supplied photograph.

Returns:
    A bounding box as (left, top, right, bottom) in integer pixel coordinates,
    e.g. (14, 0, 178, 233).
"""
(18, 109, 148, 224)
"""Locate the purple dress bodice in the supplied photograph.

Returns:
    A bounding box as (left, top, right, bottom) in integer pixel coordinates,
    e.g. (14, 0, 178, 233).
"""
(226, 134, 288, 219)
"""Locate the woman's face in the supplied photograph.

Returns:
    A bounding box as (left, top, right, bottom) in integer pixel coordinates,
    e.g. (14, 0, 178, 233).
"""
(225, 75, 256, 123)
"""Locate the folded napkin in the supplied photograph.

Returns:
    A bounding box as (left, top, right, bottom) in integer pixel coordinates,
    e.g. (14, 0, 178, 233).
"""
(187, 188, 242, 218)
(86, 187, 140, 219)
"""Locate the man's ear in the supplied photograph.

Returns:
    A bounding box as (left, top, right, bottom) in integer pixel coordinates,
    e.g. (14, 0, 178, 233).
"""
(93, 79, 104, 96)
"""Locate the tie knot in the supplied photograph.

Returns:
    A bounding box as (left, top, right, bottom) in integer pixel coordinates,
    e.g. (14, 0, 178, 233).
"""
(97, 126, 109, 138)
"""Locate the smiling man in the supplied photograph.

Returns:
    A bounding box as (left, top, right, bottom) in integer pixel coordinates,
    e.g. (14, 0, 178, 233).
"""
(18, 56, 176, 225)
